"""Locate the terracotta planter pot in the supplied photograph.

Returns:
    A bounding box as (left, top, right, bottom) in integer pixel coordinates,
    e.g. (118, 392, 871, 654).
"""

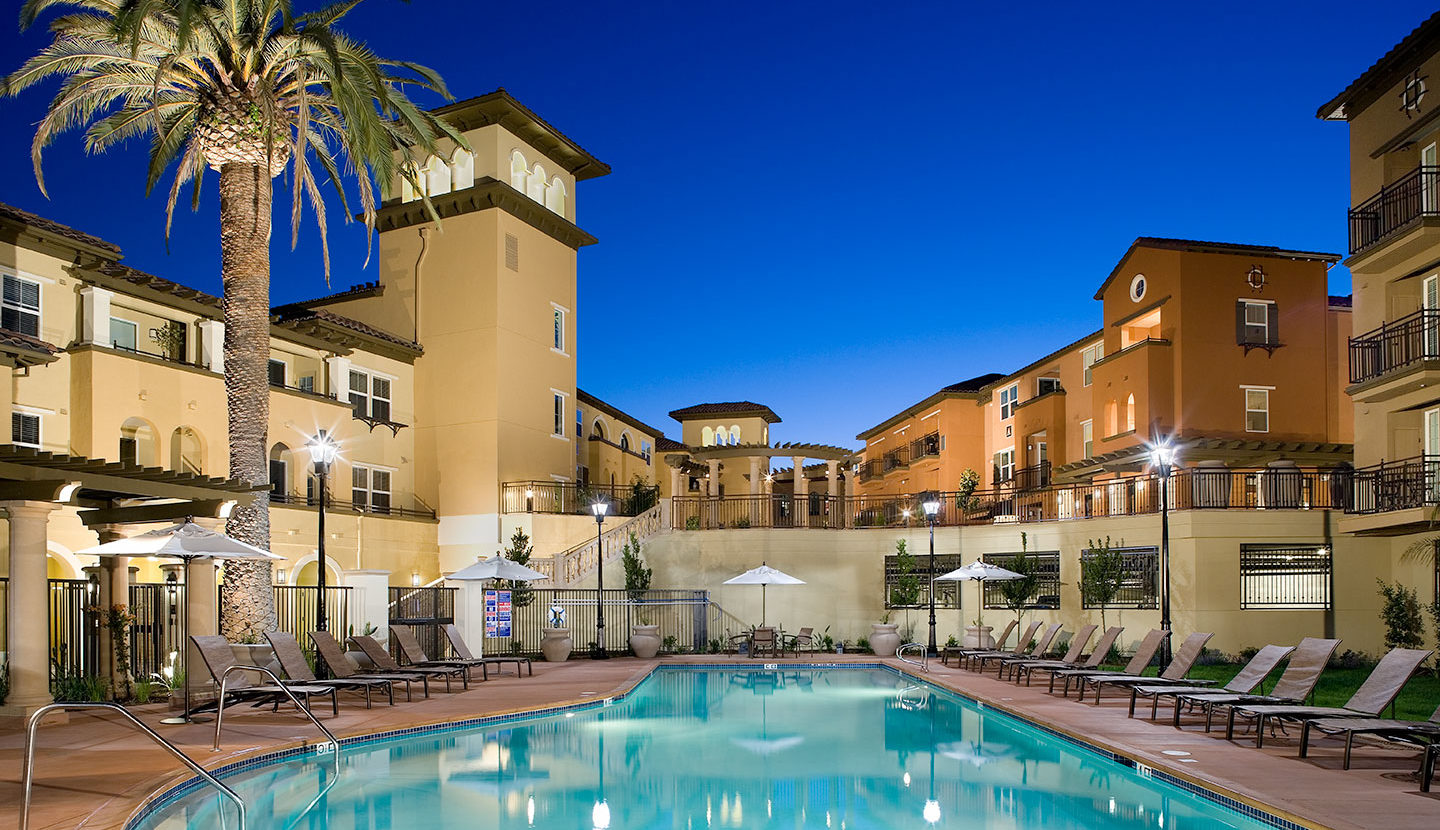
(629, 624, 662, 659)
(541, 628, 573, 662)
(870, 623, 901, 657)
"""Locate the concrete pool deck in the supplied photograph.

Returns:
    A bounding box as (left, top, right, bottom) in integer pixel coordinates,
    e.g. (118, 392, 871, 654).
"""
(0, 654, 1435, 829)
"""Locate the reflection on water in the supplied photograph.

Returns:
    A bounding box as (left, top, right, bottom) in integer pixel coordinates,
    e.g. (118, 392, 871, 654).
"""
(144, 668, 1272, 829)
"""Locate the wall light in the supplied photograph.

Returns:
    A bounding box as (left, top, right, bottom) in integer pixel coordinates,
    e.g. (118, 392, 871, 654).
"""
(411, 571, 421, 587)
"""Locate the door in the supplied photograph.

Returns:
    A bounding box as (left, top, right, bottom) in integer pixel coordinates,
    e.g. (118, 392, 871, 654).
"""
(1426, 275, 1439, 356)
(1426, 408, 1440, 501)
(1424, 142, 1438, 213)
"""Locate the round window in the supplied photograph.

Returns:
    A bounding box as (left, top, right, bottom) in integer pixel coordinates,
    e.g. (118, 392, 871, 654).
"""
(1129, 273, 1147, 303)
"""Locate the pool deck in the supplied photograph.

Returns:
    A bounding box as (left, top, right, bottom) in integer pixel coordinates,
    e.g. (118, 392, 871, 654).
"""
(1, 654, 1436, 829)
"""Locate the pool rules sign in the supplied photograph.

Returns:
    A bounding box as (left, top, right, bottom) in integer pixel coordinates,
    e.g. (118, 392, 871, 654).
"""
(484, 589, 513, 638)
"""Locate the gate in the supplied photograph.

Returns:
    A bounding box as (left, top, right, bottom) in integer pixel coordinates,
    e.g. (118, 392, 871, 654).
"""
(388, 586, 456, 659)
(273, 585, 351, 642)
(128, 581, 185, 680)
(49, 579, 98, 680)
(488, 589, 710, 657)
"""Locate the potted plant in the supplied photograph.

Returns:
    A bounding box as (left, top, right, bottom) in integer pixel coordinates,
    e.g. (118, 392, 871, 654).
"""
(873, 539, 917, 657)
(623, 533, 662, 659)
(870, 610, 901, 657)
(542, 604, 573, 662)
(346, 622, 379, 668)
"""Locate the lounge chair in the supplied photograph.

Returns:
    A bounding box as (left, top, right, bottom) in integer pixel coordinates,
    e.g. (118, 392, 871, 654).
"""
(190, 634, 338, 716)
(1424, 742, 1440, 792)
(391, 625, 489, 680)
(940, 620, 1020, 667)
(265, 631, 396, 707)
(958, 621, 1043, 670)
(998, 624, 1096, 681)
(785, 627, 816, 655)
(349, 634, 470, 692)
(1127, 643, 1294, 720)
(973, 623, 1063, 674)
(1014, 626, 1124, 689)
(444, 624, 533, 677)
(1171, 637, 1341, 730)
(1078, 631, 1214, 704)
(310, 631, 429, 699)
(1300, 702, 1440, 773)
(1049, 629, 1169, 697)
(750, 627, 780, 658)
(1226, 648, 1433, 746)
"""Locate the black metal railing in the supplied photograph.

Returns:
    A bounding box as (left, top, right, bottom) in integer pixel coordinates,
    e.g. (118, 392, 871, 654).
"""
(273, 585, 351, 642)
(1349, 455, 1440, 515)
(128, 581, 185, 680)
(1349, 308, 1440, 384)
(473, 588, 711, 656)
(883, 446, 910, 472)
(1239, 545, 1332, 609)
(858, 459, 884, 482)
(388, 586, 457, 660)
(1349, 165, 1440, 254)
(270, 491, 437, 520)
(500, 481, 660, 515)
(109, 342, 196, 368)
(1012, 461, 1052, 491)
(909, 432, 941, 462)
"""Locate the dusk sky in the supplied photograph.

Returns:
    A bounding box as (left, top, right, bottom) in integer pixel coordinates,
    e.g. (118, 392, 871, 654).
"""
(1, 1, 1435, 455)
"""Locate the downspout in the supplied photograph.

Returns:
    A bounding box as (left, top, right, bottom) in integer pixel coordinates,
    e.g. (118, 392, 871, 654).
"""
(1323, 508, 1335, 639)
(413, 226, 432, 342)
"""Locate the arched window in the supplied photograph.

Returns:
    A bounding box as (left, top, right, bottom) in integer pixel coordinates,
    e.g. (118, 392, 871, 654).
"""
(423, 155, 450, 197)
(450, 149, 474, 190)
(1125, 394, 1136, 432)
(715, 425, 730, 445)
(269, 443, 290, 497)
(701, 426, 714, 447)
(527, 163, 547, 202)
(730, 424, 742, 445)
(1105, 400, 1118, 437)
(545, 176, 566, 215)
(170, 426, 204, 474)
(119, 417, 157, 466)
(591, 418, 606, 440)
(620, 432, 631, 452)
(510, 150, 529, 192)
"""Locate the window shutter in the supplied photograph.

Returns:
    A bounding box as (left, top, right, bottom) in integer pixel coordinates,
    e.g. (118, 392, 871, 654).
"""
(1267, 304, 1279, 345)
(1235, 300, 1246, 344)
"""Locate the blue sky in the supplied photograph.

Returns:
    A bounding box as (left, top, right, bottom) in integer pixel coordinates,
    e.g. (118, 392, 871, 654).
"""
(0, 1, 1434, 452)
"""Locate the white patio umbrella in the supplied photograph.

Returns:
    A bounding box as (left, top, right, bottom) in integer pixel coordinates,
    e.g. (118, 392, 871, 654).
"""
(78, 520, 282, 723)
(723, 563, 804, 626)
(447, 554, 549, 583)
(933, 558, 1023, 636)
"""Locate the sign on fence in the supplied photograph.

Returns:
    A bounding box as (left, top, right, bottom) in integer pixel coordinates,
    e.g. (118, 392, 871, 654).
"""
(485, 589, 512, 637)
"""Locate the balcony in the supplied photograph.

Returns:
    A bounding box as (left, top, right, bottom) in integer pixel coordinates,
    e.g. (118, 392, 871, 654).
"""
(858, 459, 884, 483)
(882, 446, 910, 473)
(1012, 461, 1051, 491)
(1349, 166, 1440, 255)
(908, 432, 940, 463)
(271, 491, 437, 520)
(1348, 455, 1440, 516)
(501, 480, 660, 516)
(1349, 309, 1440, 387)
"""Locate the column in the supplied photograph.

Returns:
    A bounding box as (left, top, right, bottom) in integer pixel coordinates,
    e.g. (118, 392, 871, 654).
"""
(1, 501, 58, 718)
(80, 285, 114, 345)
(185, 558, 219, 704)
(197, 319, 224, 372)
(326, 355, 353, 402)
(748, 457, 762, 527)
(343, 569, 391, 641)
(792, 455, 808, 528)
(93, 524, 131, 695)
(826, 461, 840, 529)
(707, 458, 721, 529)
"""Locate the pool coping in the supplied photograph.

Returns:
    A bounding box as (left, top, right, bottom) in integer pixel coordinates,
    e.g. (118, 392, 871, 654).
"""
(125, 661, 1327, 830)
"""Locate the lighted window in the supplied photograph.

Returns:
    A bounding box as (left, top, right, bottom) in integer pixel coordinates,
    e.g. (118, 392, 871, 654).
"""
(1241, 301, 1269, 344)
(1081, 420, 1093, 458)
(999, 384, 1018, 420)
(1081, 342, 1103, 386)
(3, 274, 40, 337)
(1245, 388, 1269, 432)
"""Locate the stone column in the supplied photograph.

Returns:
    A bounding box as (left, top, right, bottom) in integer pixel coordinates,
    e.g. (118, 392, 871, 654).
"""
(707, 458, 721, 529)
(343, 569, 392, 640)
(748, 457, 762, 527)
(1, 501, 58, 718)
(826, 461, 840, 530)
(792, 455, 808, 528)
(93, 524, 131, 696)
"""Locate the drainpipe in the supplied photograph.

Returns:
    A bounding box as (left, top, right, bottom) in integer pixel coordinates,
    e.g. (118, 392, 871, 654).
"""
(413, 226, 431, 342)
(1323, 508, 1335, 639)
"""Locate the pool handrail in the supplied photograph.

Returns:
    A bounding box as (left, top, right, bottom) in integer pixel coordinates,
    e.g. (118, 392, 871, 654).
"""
(212, 663, 343, 776)
(22, 701, 246, 830)
(897, 642, 929, 672)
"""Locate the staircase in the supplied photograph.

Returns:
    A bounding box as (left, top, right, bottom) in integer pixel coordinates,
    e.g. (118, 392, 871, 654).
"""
(538, 504, 665, 587)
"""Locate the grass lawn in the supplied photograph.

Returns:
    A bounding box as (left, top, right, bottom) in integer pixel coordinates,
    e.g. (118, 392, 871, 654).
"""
(1156, 663, 1440, 721)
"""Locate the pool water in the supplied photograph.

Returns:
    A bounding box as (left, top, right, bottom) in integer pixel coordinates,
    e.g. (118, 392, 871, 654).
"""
(140, 667, 1281, 829)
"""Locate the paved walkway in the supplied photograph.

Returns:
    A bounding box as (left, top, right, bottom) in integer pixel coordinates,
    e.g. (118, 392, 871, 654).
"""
(1, 654, 1435, 829)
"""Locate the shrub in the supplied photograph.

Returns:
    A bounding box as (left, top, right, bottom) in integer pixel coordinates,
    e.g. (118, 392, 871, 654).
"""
(500, 528, 536, 609)
(621, 532, 652, 600)
(663, 635, 678, 653)
(945, 635, 959, 648)
(1328, 649, 1369, 670)
(0, 662, 8, 705)
(133, 680, 155, 704)
(734, 517, 751, 528)
(995, 533, 1041, 618)
(856, 637, 871, 653)
(1237, 645, 1260, 663)
(708, 638, 721, 654)
(1082, 536, 1126, 630)
(1377, 579, 1425, 649)
(685, 516, 700, 531)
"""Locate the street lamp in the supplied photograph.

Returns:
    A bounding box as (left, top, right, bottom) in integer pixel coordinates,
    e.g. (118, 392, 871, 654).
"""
(1149, 441, 1177, 667)
(306, 431, 339, 634)
(591, 498, 610, 659)
(922, 492, 941, 657)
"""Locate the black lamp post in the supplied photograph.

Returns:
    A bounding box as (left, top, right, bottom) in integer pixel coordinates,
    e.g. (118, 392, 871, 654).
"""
(1150, 442, 1176, 667)
(922, 492, 941, 657)
(307, 431, 339, 634)
(591, 498, 610, 659)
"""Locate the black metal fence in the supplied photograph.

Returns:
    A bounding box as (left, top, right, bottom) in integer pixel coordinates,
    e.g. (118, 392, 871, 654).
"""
(1240, 545, 1332, 609)
(983, 552, 1062, 610)
(1349, 455, 1440, 514)
(1349, 309, 1440, 384)
(49, 578, 98, 679)
(1349, 164, 1440, 254)
(500, 480, 660, 516)
(479, 589, 710, 656)
(388, 586, 457, 659)
(1080, 546, 1159, 609)
(273, 585, 351, 642)
(128, 581, 185, 679)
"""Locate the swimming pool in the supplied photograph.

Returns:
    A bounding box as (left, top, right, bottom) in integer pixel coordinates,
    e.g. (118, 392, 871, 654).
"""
(136, 667, 1291, 829)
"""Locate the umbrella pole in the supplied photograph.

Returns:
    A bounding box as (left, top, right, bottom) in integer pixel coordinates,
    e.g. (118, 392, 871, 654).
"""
(762, 584, 767, 627)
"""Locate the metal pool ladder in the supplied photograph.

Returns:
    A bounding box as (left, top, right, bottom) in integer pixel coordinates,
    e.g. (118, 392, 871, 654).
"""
(22, 702, 247, 830)
(212, 664, 342, 771)
(897, 642, 929, 672)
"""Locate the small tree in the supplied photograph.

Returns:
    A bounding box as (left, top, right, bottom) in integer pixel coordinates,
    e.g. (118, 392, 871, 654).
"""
(500, 528, 536, 609)
(1081, 536, 1126, 631)
(622, 532, 653, 625)
(996, 532, 1041, 623)
(955, 468, 981, 515)
(889, 539, 921, 636)
(1377, 580, 1425, 650)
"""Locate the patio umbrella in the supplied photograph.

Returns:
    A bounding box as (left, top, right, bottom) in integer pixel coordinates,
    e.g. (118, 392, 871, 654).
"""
(446, 554, 549, 583)
(933, 558, 1023, 636)
(78, 520, 282, 724)
(723, 563, 804, 626)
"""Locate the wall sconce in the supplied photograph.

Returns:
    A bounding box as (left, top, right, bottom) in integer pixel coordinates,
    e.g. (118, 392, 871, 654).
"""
(275, 567, 287, 584)
(411, 571, 421, 587)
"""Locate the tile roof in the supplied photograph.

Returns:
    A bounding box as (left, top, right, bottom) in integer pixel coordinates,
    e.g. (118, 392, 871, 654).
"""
(942, 373, 1007, 393)
(1317, 10, 1440, 120)
(282, 281, 383, 310)
(0, 200, 122, 255)
(1328, 295, 1354, 309)
(272, 307, 422, 353)
(667, 401, 782, 424)
(657, 436, 687, 452)
(0, 327, 61, 361)
(92, 261, 222, 309)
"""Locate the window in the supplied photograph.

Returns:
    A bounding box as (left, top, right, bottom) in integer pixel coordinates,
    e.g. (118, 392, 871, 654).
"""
(641, 441, 652, 461)
(297, 375, 315, 394)
(884, 553, 961, 609)
(12, 411, 40, 447)
(269, 443, 289, 496)
(1081, 342, 1103, 386)
(1237, 300, 1278, 346)
(999, 384, 1018, 419)
(552, 306, 566, 352)
(1081, 420, 1093, 458)
(1244, 388, 1269, 433)
(994, 448, 1015, 483)
(983, 551, 1062, 609)
(1037, 377, 1062, 396)
(1125, 393, 1136, 433)
(352, 465, 392, 514)
(3, 275, 40, 337)
(505, 234, 519, 272)
(349, 369, 392, 421)
(110, 318, 137, 351)
(620, 433, 631, 452)
(576, 408, 582, 437)
(1240, 545, 1331, 609)
(554, 393, 566, 436)
(1080, 545, 1159, 609)
(268, 359, 287, 387)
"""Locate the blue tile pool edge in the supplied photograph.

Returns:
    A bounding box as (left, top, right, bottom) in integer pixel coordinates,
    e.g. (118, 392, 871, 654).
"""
(122, 662, 1320, 830)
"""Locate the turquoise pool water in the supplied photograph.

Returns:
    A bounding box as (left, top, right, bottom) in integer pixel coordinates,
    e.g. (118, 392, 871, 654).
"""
(139, 667, 1283, 829)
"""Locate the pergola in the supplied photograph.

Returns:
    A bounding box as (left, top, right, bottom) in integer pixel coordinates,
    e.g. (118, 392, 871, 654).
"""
(0, 444, 262, 719)
(667, 441, 856, 527)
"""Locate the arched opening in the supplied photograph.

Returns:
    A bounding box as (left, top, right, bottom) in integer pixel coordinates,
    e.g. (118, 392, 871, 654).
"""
(450, 149, 474, 190)
(170, 426, 204, 474)
(423, 155, 450, 197)
(715, 425, 730, 445)
(1105, 400, 1118, 437)
(545, 176, 566, 215)
(729, 424, 742, 445)
(510, 150, 529, 192)
(1125, 394, 1136, 433)
(269, 443, 291, 497)
(399, 160, 421, 202)
(619, 432, 631, 452)
(294, 556, 341, 587)
(527, 163, 547, 202)
(119, 416, 158, 466)
(701, 426, 714, 447)
(591, 418, 607, 440)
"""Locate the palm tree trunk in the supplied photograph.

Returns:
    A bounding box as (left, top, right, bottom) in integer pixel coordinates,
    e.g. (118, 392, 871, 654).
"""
(218, 161, 277, 640)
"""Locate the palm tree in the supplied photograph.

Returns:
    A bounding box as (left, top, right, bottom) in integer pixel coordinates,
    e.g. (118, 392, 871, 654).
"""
(5, 0, 463, 638)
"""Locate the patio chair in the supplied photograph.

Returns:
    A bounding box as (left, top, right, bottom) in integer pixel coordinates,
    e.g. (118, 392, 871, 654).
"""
(726, 632, 752, 655)
(310, 631, 429, 699)
(998, 624, 1095, 682)
(265, 631, 396, 707)
(946, 620, 1036, 669)
(391, 625, 489, 680)
(1015, 626, 1123, 689)
(1126, 643, 1294, 720)
(1078, 631, 1214, 704)
(1049, 629, 1169, 697)
(190, 634, 338, 717)
(940, 619, 1019, 667)
(1225, 647, 1433, 746)
(1300, 701, 1440, 775)
(1171, 637, 1341, 731)
(1424, 742, 1440, 792)
(784, 627, 816, 656)
(973, 623, 1063, 674)
(444, 624, 533, 677)
(349, 634, 470, 692)
(749, 627, 780, 659)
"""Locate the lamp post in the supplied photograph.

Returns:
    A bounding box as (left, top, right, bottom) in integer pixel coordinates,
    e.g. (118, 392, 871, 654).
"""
(922, 492, 941, 657)
(591, 499, 610, 659)
(306, 431, 339, 634)
(1149, 442, 1176, 667)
